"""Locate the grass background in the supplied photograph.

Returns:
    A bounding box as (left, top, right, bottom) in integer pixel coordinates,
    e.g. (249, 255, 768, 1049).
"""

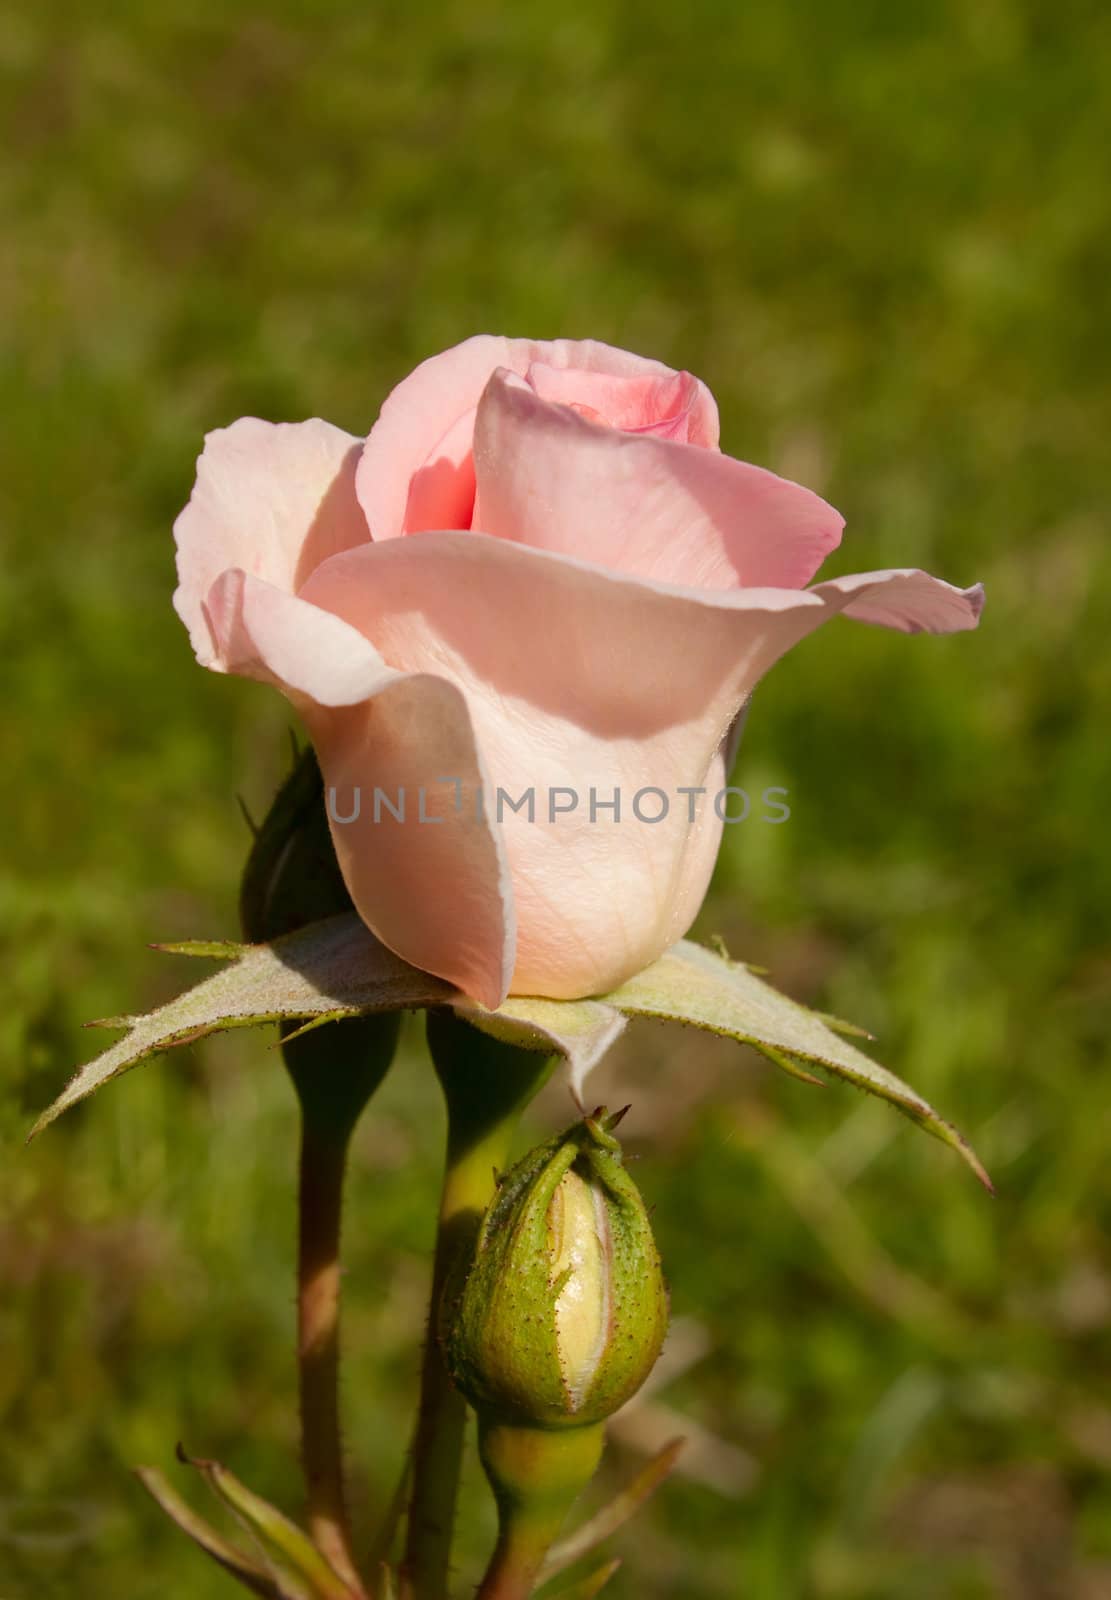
(3, 0, 1109, 1594)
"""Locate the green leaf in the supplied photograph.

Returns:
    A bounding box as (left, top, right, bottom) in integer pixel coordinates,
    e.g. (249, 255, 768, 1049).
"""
(134, 1468, 284, 1598)
(540, 1440, 683, 1581)
(605, 941, 991, 1190)
(180, 1449, 353, 1599)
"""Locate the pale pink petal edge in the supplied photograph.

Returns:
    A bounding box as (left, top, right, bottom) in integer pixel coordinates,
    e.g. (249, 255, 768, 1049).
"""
(173, 416, 369, 663)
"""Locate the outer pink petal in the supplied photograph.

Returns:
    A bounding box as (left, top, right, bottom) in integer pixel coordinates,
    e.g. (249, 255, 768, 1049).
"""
(471, 371, 844, 591)
(173, 417, 370, 662)
(300, 532, 980, 998)
(811, 568, 986, 632)
(356, 335, 718, 541)
(203, 569, 514, 1009)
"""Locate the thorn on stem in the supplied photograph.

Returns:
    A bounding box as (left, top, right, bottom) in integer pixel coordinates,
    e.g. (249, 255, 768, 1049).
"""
(236, 794, 259, 837)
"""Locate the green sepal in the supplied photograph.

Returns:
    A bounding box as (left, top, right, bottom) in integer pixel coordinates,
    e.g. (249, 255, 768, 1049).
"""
(41, 917, 988, 1188)
(29, 918, 613, 1138)
(134, 1467, 284, 1598)
(177, 1447, 354, 1599)
(150, 939, 248, 960)
(604, 940, 992, 1189)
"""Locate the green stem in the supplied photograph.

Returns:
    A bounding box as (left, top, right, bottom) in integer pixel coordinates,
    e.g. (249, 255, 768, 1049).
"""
(285, 1012, 400, 1599)
(297, 1119, 365, 1594)
(475, 1422, 605, 1600)
(399, 1015, 555, 1600)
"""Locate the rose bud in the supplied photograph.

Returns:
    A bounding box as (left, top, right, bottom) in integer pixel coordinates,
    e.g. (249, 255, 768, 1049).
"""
(239, 742, 355, 944)
(442, 1109, 668, 1430)
(240, 743, 399, 1134)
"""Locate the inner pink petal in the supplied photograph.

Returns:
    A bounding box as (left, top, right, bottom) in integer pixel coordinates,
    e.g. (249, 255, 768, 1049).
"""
(525, 363, 714, 446)
(400, 408, 478, 535)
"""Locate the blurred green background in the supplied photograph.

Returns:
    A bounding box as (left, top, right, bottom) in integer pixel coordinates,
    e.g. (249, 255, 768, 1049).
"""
(3, 0, 1110, 1595)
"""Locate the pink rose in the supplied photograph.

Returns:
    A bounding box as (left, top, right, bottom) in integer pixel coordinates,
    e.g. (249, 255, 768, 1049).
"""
(174, 336, 982, 1009)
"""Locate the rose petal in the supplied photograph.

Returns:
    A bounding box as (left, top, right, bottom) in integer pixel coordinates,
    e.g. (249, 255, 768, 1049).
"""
(524, 363, 719, 446)
(532, 338, 689, 381)
(173, 417, 369, 663)
(471, 371, 844, 591)
(357, 336, 536, 543)
(356, 336, 715, 541)
(300, 533, 980, 997)
(203, 567, 390, 703)
(204, 568, 514, 1009)
(399, 408, 481, 535)
(812, 568, 986, 632)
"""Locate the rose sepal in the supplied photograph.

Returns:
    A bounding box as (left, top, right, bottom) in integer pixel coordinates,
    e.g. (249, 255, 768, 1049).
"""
(33, 916, 989, 1190)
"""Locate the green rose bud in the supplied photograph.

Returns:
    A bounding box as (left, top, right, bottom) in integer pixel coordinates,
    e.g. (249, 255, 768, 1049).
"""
(239, 742, 355, 942)
(442, 1109, 668, 1430)
(240, 744, 399, 1134)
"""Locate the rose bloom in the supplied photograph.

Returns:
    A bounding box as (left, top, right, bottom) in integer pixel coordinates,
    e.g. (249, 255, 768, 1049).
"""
(175, 337, 982, 1008)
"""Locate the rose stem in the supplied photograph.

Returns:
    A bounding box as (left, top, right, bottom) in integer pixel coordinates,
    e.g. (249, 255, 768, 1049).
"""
(287, 1013, 400, 1598)
(398, 1014, 555, 1600)
(297, 1109, 366, 1593)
